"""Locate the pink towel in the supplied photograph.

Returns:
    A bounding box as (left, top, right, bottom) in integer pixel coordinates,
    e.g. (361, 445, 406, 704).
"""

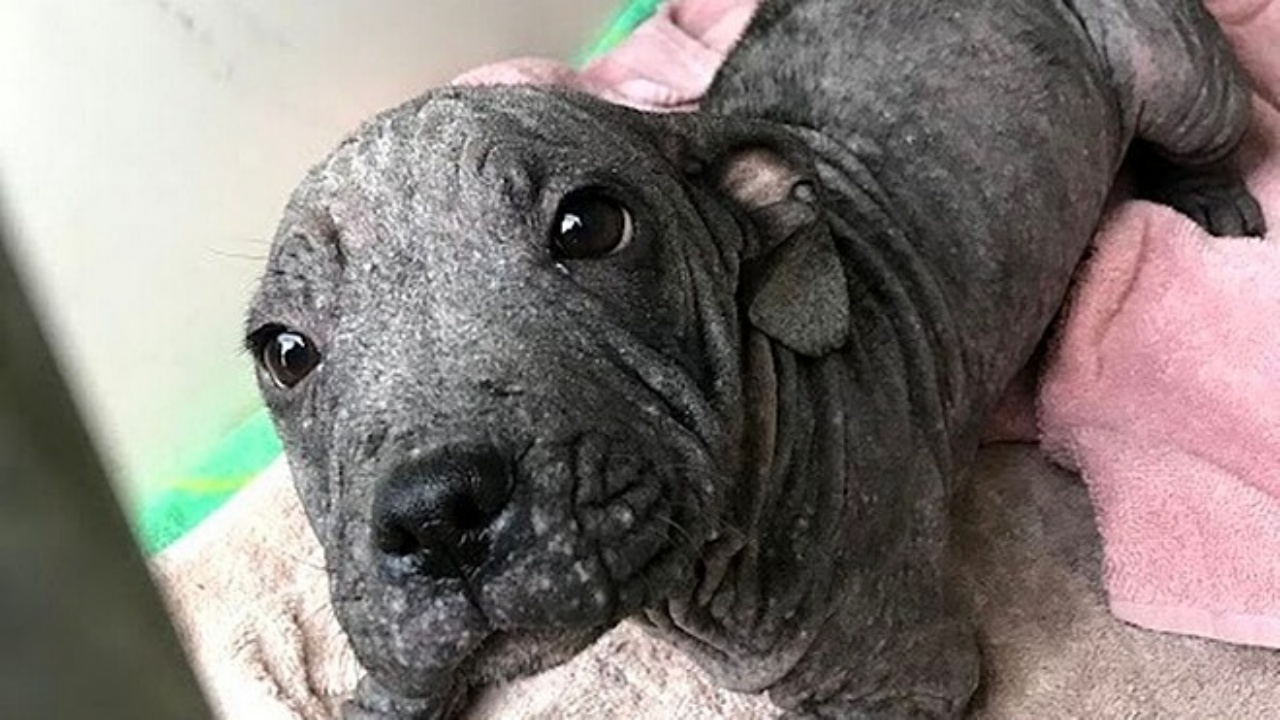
(451, 0, 753, 110)
(1037, 2, 1280, 647)
(456, 0, 1280, 649)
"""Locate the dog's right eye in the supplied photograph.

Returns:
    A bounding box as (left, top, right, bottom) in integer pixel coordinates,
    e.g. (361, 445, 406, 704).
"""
(550, 189, 634, 260)
(248, 324, 322, 389)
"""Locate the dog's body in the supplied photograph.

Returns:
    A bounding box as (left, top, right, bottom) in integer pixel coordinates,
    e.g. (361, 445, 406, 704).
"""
(248, 0, 1263, 717)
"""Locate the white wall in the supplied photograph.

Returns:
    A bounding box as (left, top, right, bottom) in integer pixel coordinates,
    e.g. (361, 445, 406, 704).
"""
(0, 0, 615, 504)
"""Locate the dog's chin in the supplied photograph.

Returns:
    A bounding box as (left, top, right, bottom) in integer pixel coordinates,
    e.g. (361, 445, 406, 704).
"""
(345, 626, 607, 718)
(456, 626, 608, 685)
(332, 581, 488, 698)
(335, 545, 665, 698)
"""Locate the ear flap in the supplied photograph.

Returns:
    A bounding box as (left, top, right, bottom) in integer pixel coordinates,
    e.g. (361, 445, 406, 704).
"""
(745, 222, 851, 356)
(717, 145, 851, 356)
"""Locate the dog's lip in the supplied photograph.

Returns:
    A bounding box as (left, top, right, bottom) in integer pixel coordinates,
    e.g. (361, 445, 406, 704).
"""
(351, 610, 606, 696)
(455, 625, 608, 684)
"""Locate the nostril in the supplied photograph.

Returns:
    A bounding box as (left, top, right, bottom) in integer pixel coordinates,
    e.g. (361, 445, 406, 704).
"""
(449, 493, 488, 531)
(376, 524, 417, 556)
(371, 442, 514, 579)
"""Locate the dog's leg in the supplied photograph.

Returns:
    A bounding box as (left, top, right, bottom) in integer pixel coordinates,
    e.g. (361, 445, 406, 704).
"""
(772, 569, 980, 720)
(1119, 0, 1266, 237)
(760, 449, 980, 720)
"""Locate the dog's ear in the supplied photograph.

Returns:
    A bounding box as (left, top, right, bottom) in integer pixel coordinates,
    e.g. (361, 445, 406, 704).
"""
(662, 119, 851, 356)
(745, 221, 851, 357)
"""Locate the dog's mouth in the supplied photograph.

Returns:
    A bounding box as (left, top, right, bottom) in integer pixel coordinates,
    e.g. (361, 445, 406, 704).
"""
(455, 625, 608, 685)
(327, 432, 715, 696)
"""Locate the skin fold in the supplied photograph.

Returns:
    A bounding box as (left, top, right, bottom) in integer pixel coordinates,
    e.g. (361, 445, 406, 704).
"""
(247, 0, 1264, 717)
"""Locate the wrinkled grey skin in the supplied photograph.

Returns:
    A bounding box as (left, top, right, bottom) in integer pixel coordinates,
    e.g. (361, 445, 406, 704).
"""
(248, 0, 1264, 717)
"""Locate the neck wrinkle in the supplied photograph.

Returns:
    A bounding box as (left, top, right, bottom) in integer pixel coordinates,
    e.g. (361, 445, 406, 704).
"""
(791, 123, 964, 478)
(650, 330, 842, 694)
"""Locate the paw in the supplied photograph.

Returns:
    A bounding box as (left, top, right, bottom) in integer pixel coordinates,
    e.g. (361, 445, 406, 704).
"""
(1131, 145, 1268, 238)
(1156, 180, 1267, 238)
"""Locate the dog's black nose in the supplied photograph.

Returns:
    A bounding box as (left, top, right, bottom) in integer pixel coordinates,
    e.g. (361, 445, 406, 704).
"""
(372, 443, 513, 580)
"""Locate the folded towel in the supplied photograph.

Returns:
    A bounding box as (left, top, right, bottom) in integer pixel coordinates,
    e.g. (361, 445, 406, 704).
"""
(458, 0, 1280, 649)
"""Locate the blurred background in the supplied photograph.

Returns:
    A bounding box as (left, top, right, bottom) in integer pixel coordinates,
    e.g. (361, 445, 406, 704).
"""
(0, 0, 619, 510)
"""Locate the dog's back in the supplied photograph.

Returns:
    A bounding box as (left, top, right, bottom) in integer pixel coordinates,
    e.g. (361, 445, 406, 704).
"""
(705, 0, 1256, 437)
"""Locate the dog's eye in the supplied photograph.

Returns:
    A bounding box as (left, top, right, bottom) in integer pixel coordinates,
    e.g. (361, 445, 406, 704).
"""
(550, 189, 633, 260)
(250, 325, 321, 389)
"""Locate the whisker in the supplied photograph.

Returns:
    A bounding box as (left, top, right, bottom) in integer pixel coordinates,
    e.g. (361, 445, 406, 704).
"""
(654, 513, 699, 550)
(208, 248, 268, 262)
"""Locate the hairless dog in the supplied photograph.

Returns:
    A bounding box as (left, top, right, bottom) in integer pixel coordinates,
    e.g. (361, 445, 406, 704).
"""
(247, 0, 1265, 717)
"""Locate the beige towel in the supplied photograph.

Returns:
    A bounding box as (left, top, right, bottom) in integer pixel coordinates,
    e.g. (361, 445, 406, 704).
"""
(154, 448, 1280, 719)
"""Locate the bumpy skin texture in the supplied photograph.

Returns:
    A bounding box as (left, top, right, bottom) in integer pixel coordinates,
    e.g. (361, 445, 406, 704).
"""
(247, 1, 1263, 718)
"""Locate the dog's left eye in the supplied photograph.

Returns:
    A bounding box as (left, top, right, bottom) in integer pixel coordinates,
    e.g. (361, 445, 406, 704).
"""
(248, 324, 322, 389)
(550, 189, 634, 260)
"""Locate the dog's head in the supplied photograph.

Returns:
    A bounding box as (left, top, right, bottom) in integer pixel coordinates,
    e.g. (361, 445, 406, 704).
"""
(247, 86, 848, 704)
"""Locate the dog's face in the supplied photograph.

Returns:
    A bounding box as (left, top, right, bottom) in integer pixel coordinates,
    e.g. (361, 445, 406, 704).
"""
(247, 86, 844, 702)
